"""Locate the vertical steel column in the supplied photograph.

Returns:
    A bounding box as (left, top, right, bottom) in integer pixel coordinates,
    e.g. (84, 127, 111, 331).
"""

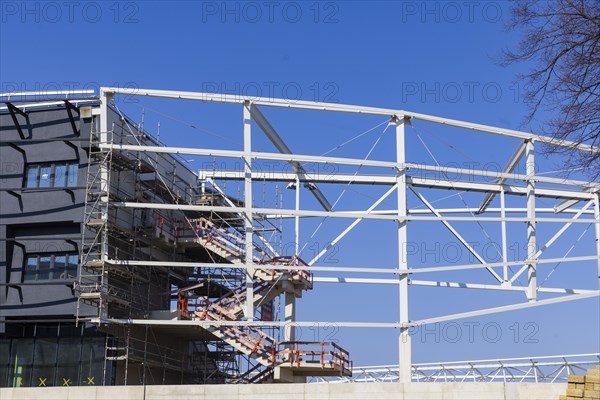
(526, 140, 537, 301)
(295, 176, 300, 256)
(595, 193, 600, 288)
(500, 186, 508, 284)
(99, 89, 111, 263)
(396, 116, 411, 382)
(243, 101, 255, 320)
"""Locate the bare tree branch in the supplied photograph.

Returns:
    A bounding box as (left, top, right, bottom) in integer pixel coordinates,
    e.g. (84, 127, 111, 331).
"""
(502, 0, 600, 178)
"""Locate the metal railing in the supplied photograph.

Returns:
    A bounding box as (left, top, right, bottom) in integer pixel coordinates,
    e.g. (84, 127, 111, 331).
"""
(313, 353, 600, 383)
(278, 341, 352, 374)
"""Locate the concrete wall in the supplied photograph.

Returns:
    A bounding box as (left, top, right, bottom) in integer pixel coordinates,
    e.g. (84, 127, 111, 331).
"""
(0, 382, 567, 400)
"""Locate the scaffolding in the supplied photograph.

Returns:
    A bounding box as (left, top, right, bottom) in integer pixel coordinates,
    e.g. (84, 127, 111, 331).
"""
(71, 90, 353, 384)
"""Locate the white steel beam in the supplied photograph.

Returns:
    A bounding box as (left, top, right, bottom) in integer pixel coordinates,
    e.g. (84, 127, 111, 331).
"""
(199, 169, 397, 185)
(101, 87, 599, 153)
(409, 185, 503, 283)
(404, 111, 598, 154)
(477, 141, 526, 213)
(91, 317, 401, 328)
(408, 279, 594, 294)
(412, 291, 600, 327)
(99, 90, 111, 264)
(314, 277, 594, 294)
(407, 163, 596, 189)
(99, 143, 398, 169)
(407, 207, 594, 215)
(407, 176, 592, 200)
(0, 89, 95, 97)
(200, 168, 595, 190)
(267, 207, 595, 218)
(101, 86, 399, 116)
(554, 199, 582, 214)
(105, 255, 598, 275)
(553, 186, 600, 213)
(396, 116, 411, 384)
(113, 201, 597, 223)
(243, 101, 254, 321)
(526, 140, 536, 301)
(500, 187, 508, 283)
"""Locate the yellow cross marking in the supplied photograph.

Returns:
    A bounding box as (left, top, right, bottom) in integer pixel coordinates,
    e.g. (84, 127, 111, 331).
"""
(62, 378, 71, 386)
(38, 377, 47, 387)
(87, 376, 95, 385)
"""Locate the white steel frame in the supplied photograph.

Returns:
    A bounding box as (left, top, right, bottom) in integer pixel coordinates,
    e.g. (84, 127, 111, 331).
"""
(91, 87, 600, 383)
(317, 353, 600, 383)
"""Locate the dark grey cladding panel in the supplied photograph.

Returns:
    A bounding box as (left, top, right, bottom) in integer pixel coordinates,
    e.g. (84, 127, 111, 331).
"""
(0, 105, 91, 318)
(0, 104, 92, 141)
(14, 141, 80, 164)
(0, 105, 88, 226)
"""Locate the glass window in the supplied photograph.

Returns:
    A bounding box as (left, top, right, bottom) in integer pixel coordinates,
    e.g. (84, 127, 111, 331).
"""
(24, 254, 78, 281)
(54, 255, 66, 280)
(9, 339, 34, 387)
(67, 163, 78, 187)
(81, 337, 104, 386)
(56, 338, 80, 387)
(0, 339, 11, 387)
(66, 255, 78, 279)
(32, 338, 58, 387)
(24, 162, 78, 189)
(39, 165, 52, 188)
(24, 257, 37, 281)
(54, 164, 67, 188)
(25, 166, 38, 188)
(38, 256, 51, 280)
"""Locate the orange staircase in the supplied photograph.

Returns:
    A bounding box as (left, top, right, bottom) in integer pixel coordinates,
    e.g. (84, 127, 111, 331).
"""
(176, 217, 352, 383)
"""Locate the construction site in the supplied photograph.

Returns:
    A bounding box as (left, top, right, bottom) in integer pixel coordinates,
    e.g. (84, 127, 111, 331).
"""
(0, 88, 598, 399)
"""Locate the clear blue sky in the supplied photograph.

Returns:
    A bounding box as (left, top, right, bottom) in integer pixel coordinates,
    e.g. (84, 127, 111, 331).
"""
(2, 1, 598, 367)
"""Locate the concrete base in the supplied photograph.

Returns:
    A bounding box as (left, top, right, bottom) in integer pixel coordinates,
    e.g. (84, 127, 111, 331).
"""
(0, 382, 566, 400)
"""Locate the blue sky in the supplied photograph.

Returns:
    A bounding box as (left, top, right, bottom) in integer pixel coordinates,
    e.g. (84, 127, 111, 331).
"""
(2, 1, 598, 367)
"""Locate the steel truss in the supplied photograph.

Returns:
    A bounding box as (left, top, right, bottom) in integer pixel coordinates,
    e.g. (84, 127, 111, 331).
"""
(91, 87, 599, 383)
(315, 353, 600, 383)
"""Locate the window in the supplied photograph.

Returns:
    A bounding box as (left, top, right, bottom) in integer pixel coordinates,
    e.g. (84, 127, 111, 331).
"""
(67, 163, 78, 187)
(66, 255, 78, 279)
(25, 167, 37, 188)
(38, 256, 51, 280)
(1, 329, 106, 387)
(54, 164, 67, 187)
(39, 165, 52, 188)
(24, 162, 78, 189)
(23, 253, 78, 281)
(24, 257, 37, 281)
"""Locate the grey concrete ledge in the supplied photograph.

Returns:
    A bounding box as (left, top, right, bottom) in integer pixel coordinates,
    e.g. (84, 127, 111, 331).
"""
(0, 382, 566, 400)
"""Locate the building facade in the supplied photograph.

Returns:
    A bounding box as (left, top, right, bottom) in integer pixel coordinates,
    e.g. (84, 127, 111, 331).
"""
(0, 93, 351, 388)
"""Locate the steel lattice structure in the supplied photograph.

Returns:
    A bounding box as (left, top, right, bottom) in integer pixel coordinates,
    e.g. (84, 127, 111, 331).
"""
(315, 353, 600, 383)
(86, 87, 600, 382)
